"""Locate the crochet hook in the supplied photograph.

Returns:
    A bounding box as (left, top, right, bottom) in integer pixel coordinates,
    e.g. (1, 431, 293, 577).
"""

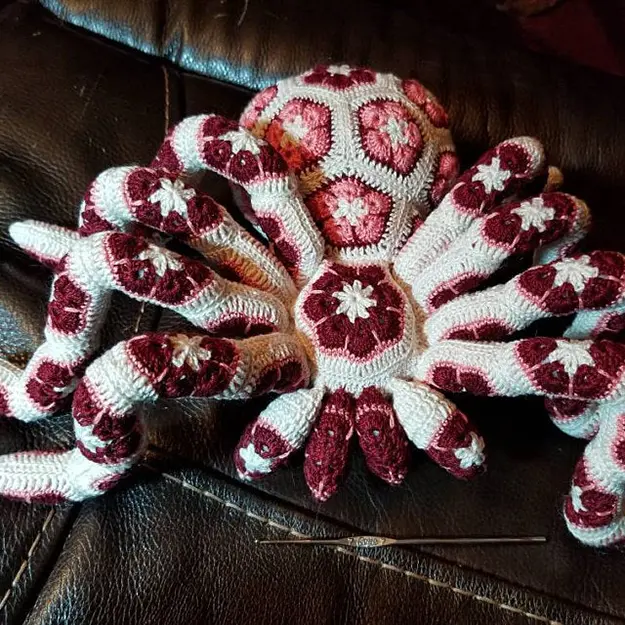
(256, 535, 547, 548)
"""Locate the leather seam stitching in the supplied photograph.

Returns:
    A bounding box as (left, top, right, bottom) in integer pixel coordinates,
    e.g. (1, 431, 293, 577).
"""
(0, 508, 56, 614)
(151, 467, 563, 625)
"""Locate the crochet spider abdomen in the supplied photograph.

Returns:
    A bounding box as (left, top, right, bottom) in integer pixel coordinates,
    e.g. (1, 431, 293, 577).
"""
(238, 64, 457, 259)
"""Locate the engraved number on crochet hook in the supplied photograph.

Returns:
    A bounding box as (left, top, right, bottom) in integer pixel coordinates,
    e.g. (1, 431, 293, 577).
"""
(256, 536, 547, 548)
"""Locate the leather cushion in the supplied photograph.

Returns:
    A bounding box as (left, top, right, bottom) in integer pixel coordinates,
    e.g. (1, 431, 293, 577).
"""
(2, 2, 625, 624)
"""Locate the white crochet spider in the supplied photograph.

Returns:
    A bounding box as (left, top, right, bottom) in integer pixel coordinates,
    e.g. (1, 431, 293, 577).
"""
(2, 65, 625, 547)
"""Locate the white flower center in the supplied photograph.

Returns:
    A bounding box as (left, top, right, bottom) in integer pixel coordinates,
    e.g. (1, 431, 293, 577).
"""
(552, 257, 599, 292)
(148, 178, 196, 218)
(511, 197, 555, 232)
(282, 114, 309, 141)
(454, 432, 485, 469)
(170, 334, 213, 371)
(221, 129, 262, 155)
(136, 247, 184, 277)
(381, 116, 410, 149)
(333, 279, 376, 324)
(326, 64, 352, 76)
(570, 484, 587, 512)
(472, 157, 511, 193)
(239, 442, 273, 475)
(53, 377, 78, 398)
(546, 340, 595, 376)
(333, 197, 367, 226)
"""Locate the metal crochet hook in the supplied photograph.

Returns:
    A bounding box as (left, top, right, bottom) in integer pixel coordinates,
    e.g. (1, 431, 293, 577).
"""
(256, 535, 547, 548)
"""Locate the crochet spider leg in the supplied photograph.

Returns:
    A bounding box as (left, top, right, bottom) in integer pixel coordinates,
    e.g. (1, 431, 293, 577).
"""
(235, 385, 412, 501)
(388, 379, 485, 478)
(302, 389, 355, 501)
(394, 137, 546, 287)
(564, 400, 625, 547)
(17, 223, 290, 335)
(0, 332, 309, 502)
(563, 302, 625, 340)
(541, 256, 625, 439)
(352, 387, 410, 486)
(9, 220, 80, 270)
(411, 193, 590, 312)
(425, 251, 625, 343)
(0, 223, 98, 421)
(302, 388, 413, 500)
(235, 386, 354, 502)
(1, 222, 289, 422)
(544, 398, 602, 439)
(416, 338, 625, 404)
(424, 252, 625, 446)
(546, 294, 625, 441)
(520, 247, 625, 548)
(80, 166, 296, 302)
(151, 115, 325, 285)
(235, 386, 324, 483)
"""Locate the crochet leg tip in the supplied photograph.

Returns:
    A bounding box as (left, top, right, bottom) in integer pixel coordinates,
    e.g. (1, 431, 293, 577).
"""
(381, 470, 407, 486)
(309, 484, 335, 502)
(0, 448, 123, 503)
(430, 454, 486, 480)
(0, 450, 74, 502)
(456, 463, 486, 480)
(506, 136, 545, 173)
(234, 457, 271, 482)
(565, 515, 625, 548)
(233, 442, 276, 481)
(561, 455, 625, 547)
(9, 220, 78, 268)
(234, 419, 295, 481)
(361, 463, 408, 487)
(235, 467, 255, 482)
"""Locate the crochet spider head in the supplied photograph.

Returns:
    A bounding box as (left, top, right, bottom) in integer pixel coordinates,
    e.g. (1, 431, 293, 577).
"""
(1, 64, 625, 548)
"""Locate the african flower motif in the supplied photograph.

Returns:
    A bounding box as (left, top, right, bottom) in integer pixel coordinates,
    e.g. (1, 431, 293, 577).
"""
(454, 432, 486, 470)
(334, 280, 376, 323)
(136, 246, 184, 277)
(1, 66, 624, 552)
(264, 99, 332, 173)
(472, 157, 511, 193)
(148, 178, 196, 218)
(358, 99, 424, 175)
(303, 64, 375, 89)
(170, 334, 213, 371)
(511, 196, 555, 233)
(307, 177, 393, 248)
(297, 263, 406, 360)
(401, 79, 450, 128)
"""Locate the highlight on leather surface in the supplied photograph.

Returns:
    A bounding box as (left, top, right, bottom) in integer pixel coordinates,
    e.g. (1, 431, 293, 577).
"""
(1, 65, 625, 549)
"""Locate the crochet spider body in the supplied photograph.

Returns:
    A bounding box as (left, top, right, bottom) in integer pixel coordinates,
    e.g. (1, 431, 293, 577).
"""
(1, 65, 625, 546)
(231, 66, 594, 499)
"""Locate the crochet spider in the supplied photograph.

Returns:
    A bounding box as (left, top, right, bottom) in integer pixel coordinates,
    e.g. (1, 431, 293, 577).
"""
(1, 66, 624, 547)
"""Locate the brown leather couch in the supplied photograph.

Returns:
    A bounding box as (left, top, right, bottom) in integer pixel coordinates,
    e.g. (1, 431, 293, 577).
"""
(1, 1, 625, 623)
